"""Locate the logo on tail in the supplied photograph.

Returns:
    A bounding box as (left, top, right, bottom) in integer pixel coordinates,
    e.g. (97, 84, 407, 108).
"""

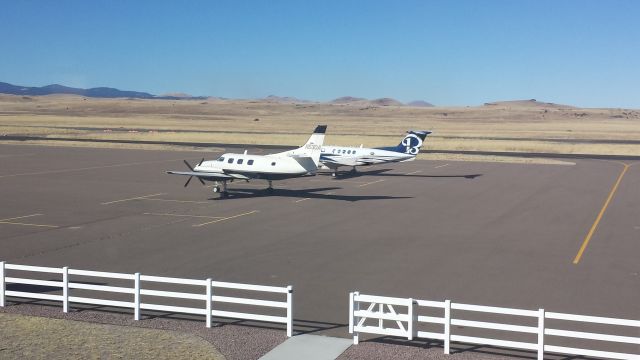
(401, 133, 423, 154)
(399, 131, 431, 154)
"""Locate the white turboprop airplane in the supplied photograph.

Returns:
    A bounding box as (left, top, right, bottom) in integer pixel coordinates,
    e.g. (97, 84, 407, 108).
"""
(315, 130, 432, 177)
(167, 125, 327, 198)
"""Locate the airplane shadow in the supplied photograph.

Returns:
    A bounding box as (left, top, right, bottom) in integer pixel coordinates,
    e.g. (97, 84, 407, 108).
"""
(319, 168, 483, 179)
(208, 186, 412, 202)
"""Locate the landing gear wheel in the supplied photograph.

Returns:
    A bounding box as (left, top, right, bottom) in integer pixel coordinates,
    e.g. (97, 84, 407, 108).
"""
(213, 186, 221, 193)
(331, 172, 337, 177)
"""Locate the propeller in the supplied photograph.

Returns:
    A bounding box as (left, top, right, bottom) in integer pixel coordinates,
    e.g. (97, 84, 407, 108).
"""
(183, 160, 206, 187)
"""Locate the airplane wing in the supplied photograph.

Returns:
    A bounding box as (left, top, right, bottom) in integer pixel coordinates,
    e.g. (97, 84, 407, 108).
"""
(290, 155, 318, 172)
(166, 170, 249, 181)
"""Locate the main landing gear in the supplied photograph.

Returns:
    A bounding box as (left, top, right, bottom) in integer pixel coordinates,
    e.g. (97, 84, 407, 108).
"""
(331, 166, 356, 178)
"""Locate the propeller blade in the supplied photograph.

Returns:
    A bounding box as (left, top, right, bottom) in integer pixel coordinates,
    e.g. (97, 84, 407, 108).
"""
(198, 158, 205, 166)
(183, 160, 194, 171)
(184, 176, 193, 187)
(198, 177, 205, 185)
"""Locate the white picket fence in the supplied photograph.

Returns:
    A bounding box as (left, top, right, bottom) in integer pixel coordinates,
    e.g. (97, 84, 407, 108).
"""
(0, 261, 293, 337)
(349, 292, 640, 360)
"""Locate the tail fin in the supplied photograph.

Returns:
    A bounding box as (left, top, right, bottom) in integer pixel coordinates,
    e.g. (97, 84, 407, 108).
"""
(291, 125, 327, 166)
(388, 130, 432, 154)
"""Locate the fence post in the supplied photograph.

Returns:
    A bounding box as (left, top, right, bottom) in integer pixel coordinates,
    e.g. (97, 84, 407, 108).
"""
(134, 272, 140, 321)
(0, 261, 5, 307)
(62, 266, 69, 313)
(407, 298, 415, 341)
(350, 291, 360, 344)
(286, 285, 293, 337)
(444, 299, 451, 355)
(538, 308, 545, 360)
(205, 278, 212, 328)
(379, 303, 383, 329)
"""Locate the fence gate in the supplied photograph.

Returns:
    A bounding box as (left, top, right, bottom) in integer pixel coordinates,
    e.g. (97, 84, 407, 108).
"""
(349, 292, 416, 344)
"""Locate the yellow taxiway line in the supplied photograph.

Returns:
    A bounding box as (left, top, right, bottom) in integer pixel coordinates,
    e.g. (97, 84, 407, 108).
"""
(0, 158, 189, 178)
(101, 193, 166, 205)
(143, 213, 223, 219)
(0, 213, 43, 222)
(0, 213, 58, 228)
(192, 210, 258, 227)
(0, 221, 58, 228)
(573, 163, 630, 264)
(144, 198, 210, 204)
(357, 179, 385, 187)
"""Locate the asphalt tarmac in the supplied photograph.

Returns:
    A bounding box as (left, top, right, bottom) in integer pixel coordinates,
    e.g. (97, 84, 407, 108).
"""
(0, 144, 638, 351)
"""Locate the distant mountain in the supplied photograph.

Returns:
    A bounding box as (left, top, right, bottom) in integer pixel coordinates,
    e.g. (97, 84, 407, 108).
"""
(484, 99, 574, 109)
(160, 92, 193, 98)
(370, 97, 404, 106)
(0, 81, 209, 100)
(329, 96, 368, 104)
(407, 100, 434, 107)
(262, 95, 311, 103)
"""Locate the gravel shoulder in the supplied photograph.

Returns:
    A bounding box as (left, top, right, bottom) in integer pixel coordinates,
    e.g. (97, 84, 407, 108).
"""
(0, 303, 286, 360)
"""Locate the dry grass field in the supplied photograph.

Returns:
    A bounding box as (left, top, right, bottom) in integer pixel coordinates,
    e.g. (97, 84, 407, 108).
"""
(1, 94, 639, 157)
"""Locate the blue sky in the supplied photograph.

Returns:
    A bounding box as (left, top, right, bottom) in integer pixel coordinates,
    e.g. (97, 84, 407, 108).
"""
(1, 0, 639, 107)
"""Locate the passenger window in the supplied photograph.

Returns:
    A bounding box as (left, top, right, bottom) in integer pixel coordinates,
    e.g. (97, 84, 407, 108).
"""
(271, 162, 276, 166)
(248, 160, 254, 165)
(228, 158, 234, 163)
(342, 149, 346, 154)
(237, 159, 243, 164)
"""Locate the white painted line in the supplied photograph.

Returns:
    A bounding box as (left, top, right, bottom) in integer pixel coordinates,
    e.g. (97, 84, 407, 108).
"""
(405, 170, 422, 175)
(101, 193, 166, 205)
(434, 164, 449, 169)
(357, 179, 385, 187)
(294, 198, 311, 203)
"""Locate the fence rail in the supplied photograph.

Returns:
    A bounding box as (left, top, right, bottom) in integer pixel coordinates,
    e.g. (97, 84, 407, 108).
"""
(0, 261, 293, 337)
(349, 292, 640, 360)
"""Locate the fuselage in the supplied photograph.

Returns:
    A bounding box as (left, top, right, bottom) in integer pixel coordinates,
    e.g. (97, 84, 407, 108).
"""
(319, 146, 414, 168)
(194, 153, 316, 180)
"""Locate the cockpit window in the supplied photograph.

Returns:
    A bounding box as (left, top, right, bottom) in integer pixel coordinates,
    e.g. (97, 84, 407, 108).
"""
(217, 157, 225, 161)
(248, 160, 254, 165)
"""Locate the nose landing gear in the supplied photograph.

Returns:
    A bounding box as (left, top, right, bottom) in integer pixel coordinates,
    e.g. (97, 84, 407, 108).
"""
(213, 181, 229, 198)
